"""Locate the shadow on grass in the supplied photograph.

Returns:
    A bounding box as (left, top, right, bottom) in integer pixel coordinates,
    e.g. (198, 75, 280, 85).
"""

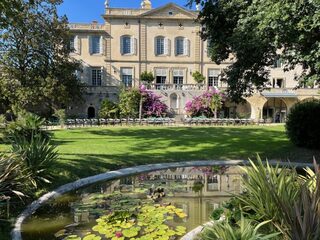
(50, 127, 320, 188)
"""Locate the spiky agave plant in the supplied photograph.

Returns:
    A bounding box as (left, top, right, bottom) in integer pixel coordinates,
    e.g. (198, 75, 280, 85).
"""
(0, 154, 29, 200)
(11, 133, 58, 188)
(198, 214, 280, 240)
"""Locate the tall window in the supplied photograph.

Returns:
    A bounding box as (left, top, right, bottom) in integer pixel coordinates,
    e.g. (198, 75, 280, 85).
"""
(91, 36, 101, 54)
(121, 36, 131, 55)
(155, 69, 167, 89)
(121, 68, 133, 87)
(208, 69, 219, 87)
(70, 36, 76, 51)
(91, 68, 102, 86)
(173, 69, 184, 87)
(175, 37, 184, 55)
(156, 37, 165, 55)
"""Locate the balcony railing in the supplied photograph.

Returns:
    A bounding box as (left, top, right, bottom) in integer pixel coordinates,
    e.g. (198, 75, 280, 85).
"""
(149, 84, 207, 91)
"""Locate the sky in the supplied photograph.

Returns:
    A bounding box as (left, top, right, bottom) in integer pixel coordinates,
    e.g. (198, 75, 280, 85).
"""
(58, 0, 194, 23)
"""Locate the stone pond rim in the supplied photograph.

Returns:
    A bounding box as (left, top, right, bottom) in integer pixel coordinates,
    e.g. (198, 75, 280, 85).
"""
(11, 159, 315, 240)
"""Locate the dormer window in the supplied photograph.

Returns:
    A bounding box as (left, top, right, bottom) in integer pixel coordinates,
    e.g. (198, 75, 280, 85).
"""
(168, 11, 173, 15)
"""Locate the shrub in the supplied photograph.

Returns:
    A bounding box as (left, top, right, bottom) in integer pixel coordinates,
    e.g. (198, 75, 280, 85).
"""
(192, 71, 205, 84)
(5, 112, 50, 142)
(53, 109, 66, 127)
(286, 100, 320, 149)
(12, 134, 58, 188)
(140, 71, 154, 85)
(0, 154, 29, 200)
(99, 99, 119, 118)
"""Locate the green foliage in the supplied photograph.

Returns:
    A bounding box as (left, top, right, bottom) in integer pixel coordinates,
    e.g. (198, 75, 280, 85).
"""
(199, 215, 280, 240)
(99, 99, 119, 118)
(211, 207, 224, 221)
(5, 112, 49, 142)
(192, 71, 205, 84)
(0, 154, 29, 200)
(188, 0, 320, 102)
(11, 133, 58, 187)
(0, 0, 83, 116)
(119, 88, 141, 118)
(286, 100, 320, 149)
(53, 109, 66, 127)
(140, 71, 155, 84)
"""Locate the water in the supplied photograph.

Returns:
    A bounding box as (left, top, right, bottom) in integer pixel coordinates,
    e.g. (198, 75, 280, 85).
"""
(21, 166, 244, 240)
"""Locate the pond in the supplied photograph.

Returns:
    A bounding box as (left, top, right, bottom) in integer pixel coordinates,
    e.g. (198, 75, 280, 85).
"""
(21, 165, 244, 240)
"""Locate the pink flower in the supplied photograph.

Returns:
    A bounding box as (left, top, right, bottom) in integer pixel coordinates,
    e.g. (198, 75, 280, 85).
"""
(115, 232, 123, 238)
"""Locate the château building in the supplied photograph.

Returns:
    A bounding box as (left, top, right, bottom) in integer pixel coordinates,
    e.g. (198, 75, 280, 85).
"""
(67, 0, 319, 122)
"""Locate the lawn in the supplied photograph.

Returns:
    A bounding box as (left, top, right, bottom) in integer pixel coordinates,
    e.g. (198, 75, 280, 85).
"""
(1, 125, 319, 188)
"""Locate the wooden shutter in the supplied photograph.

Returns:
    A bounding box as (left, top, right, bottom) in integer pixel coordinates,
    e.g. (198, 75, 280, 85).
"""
(77, 35, 81, 54)
(131, 36, 137, 55)
(184, 38, 190, 56)
(154, 37, 158, 56)
(165, 38, 171, 56)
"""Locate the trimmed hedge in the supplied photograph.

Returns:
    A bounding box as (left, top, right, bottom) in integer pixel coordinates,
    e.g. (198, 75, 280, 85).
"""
(286, 100, 320, 149)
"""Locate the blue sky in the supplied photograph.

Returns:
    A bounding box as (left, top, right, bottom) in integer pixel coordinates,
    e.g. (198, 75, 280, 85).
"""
(58, 0, 194, 23)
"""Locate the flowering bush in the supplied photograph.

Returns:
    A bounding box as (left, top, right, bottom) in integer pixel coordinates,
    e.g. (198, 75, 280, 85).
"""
(140, 85, 168, 117)
(185, 87, 225, 117)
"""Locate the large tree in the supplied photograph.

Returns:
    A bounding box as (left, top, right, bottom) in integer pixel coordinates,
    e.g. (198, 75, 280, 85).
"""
(0, 0, 83, 116)
(188, 0, 320, 102)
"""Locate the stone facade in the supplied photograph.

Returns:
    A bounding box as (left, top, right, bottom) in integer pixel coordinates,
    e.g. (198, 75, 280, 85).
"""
(68, 1, 319, 122)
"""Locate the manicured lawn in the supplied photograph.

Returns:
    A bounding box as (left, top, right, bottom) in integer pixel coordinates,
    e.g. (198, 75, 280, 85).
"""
(1, 125, 319, 188)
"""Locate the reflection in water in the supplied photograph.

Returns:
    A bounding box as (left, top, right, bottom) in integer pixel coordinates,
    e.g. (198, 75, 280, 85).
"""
(22, 166, 244, 240)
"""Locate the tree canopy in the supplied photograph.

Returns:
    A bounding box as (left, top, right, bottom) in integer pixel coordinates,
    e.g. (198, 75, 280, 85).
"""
(0, 0, 83, 116)
(188, 0, 320, 101)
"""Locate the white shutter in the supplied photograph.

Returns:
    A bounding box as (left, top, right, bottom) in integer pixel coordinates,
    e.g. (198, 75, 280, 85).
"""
(154, 37, 158, 56)
(99, 36, 104, 55)
(130, 37, 134, 54)
(74, 36, 79, 54)
(77, 36, 81, 54)
(184, 38, 190, 56)
(88, 36, 93, 55)
(130, 37, 137, 55)
(101, 67, 104, 84)
(120, 36, 124, 55)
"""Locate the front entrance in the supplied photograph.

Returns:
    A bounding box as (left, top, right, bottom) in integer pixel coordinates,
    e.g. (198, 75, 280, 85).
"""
(87, 107, 96, 119)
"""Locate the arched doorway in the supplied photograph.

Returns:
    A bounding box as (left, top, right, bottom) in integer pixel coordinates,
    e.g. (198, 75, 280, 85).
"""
(223, 100, 251, 119)
(170, 93, 178, 110)
(263, 98, 287, 123)
(87, 107, 96, 119)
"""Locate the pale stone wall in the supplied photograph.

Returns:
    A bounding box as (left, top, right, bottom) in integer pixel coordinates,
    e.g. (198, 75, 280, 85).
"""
(67, 3, 319, 120)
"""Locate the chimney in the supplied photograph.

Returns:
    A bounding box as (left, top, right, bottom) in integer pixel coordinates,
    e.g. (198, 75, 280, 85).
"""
(141, 0, 152, 9)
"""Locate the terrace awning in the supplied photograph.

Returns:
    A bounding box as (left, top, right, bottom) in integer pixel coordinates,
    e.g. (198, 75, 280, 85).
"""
(262, 92, 298, 98)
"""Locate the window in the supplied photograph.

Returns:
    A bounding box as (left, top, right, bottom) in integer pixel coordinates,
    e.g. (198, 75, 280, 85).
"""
(272, 78, 285, 88)
(273, 55, 283, 68)
(91, 36, 101, 54)
(91, 68, 102, 86)
(121, 68, 133, 87)
(121, 36, 133, 55)
(155, 69, 167, 88)
(173, 69, 184, 88)
(175, 37, 189, 56)
(70, 36, 76, 51)
(176, 37, 184, 55)
(156, 37, 165, 55)
(208, 69, 220, 87)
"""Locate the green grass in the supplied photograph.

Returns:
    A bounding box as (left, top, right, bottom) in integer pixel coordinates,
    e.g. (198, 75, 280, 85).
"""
(1, 125, 319, 188)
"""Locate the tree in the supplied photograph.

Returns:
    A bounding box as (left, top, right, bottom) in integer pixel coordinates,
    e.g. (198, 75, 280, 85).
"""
(192, 71, 205, 84)
(140, 71, 155, 85)
(119, 88, 141, 118)
(188, 0, 320, 102)
(99, 99, 119, 118)
(0, 0, 83, 116)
